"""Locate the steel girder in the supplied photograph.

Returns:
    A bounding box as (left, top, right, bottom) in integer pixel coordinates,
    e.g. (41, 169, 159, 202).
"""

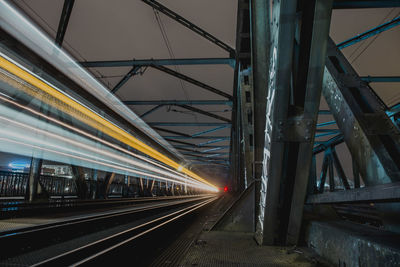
(337, 16, 400, 49)
(333, 0, 400, 9)
(140, 105, 164, 118)
(148, 122, 230, 127)
(151, 65, 232, 99)
(55, 0, 75, 47)
(361, 76, 400, 83)
(171, 104, 231, 123)
(80, 58, 235, 68)
(322, 38, 400, 186)
(141, 0, 235, 56)
(123, 100, 232, 106)
(111, 66, 142, 94)
(250, 0, 270, 192)
(255, 0, 333, 245)
(238, 68, 255, 188)
(162, 136, 230, 140)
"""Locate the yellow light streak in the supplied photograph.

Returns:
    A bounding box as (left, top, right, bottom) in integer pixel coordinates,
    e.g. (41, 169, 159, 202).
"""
(0, 55, 217, 190)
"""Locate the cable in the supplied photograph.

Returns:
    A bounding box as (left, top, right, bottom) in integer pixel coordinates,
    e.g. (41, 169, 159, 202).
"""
(350, 9, 399, 64)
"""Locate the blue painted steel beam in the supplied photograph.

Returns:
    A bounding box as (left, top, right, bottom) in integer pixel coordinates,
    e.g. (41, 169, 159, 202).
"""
(361, 76, 400, 83)
(315, 132, 341, 138)
(199, 138, 228, 146)
(318, 110, 331, 115)
(201, 147, 227, 153)
(317, 120, 336, 127)
(315, 129, 341, 133)
(55, 0, 75, 47)
(123, 100, 233, 106)
(140, 105, 164, 118)
(172, 104, 231, 122)
(186, 156, 229, 161)
(173, 145, 230, 149)
(191, 125, 230, 137)
(337, 16, 400, 49)
(191, 162, 229, 165)
(111, 66, 141, 94)
(333, 1, 400, 9)
(148, 122, 231, 127)
(387, 102, 400, 117)
(181, 152, 229, 155)
(79, 58, 235, 68)
(163, 136, 230, 140)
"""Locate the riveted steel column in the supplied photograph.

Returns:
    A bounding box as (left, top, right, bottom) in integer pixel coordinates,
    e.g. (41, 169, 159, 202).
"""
(250, 0, 270, 196)
(286, 0, 333, 244)
(255, 0, 297, 245)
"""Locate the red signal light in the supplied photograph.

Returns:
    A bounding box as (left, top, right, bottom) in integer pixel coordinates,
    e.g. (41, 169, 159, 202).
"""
(223, 186, 228, 192)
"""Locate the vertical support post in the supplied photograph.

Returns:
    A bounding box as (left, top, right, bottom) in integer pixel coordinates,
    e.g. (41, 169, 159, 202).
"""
(328, 154, 335, 192)
(25, 158, 43, 202)
(72, 166, 88, 199)
(286, 0, 333, 245)
(250, 0, 270, 217)
(307, 155, 317, 194)
(255, 0, 297, 245)
(331, 148, 350, 189)
(318, 153, 329, 193)
(353, 159, 360, 188)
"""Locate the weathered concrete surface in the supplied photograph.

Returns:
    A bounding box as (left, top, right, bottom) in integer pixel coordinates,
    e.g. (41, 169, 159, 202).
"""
(212, 183, 255, 232)
(180, 231, 318, 266)
(306, 220, 400, 267)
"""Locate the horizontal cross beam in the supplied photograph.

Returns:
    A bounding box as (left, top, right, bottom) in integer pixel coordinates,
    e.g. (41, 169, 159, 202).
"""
(172, 104, 231, 122)
(79, 58, 235, 68)
(163, 136, 230, 140)
(123, 100, 232, 106)
(361, 76, 400, 83)
(333, 1, 400, 9)
(148, 122, 231, 127)
(151, 65, 232, 99)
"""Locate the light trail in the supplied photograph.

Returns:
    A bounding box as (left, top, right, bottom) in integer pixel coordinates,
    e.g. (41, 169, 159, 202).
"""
(0, 113, 209, 189)
(0, 137, 213, 191)
(0, 54, 218, 190)
(0, 93, 197, 184)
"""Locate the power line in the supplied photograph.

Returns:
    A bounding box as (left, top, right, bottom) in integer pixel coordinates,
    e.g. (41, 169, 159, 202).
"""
(350, 9, 399, 64)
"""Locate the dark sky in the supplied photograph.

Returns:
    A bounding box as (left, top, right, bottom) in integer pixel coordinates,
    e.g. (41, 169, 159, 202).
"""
(8, 1, 400, 185)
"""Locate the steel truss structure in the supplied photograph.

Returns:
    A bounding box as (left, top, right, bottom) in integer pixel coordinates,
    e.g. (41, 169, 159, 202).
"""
(230, 0, 400, 247)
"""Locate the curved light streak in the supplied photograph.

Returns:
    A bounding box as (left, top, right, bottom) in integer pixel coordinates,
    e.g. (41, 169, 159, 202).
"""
(0, 114, 207, 189)
(0, 93, 194, 183)
(0, 137, 213, 191)
(0, 54, 217, 190)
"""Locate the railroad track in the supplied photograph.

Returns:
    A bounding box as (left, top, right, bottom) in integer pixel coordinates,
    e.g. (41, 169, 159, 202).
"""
(32, 197, 216, 266)
(0, 195, 217, 265)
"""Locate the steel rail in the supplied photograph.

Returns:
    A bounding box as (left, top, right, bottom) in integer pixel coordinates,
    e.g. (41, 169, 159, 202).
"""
(0, 195, 212, 239)
(31, 197, 216, 266)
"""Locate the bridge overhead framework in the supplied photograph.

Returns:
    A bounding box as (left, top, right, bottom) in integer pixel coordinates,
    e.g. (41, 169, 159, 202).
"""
(0, 0, 400, 266)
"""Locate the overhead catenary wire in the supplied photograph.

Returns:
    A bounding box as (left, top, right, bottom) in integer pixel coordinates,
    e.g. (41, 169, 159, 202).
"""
(350, 9, 399, 63)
